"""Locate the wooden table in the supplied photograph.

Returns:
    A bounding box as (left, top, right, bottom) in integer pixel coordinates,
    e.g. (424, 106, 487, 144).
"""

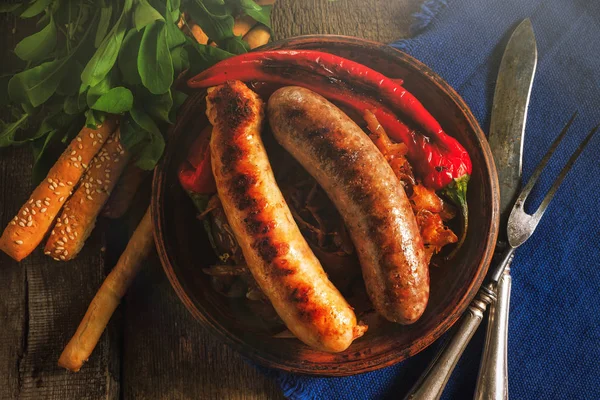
(0, 1, 419, 398)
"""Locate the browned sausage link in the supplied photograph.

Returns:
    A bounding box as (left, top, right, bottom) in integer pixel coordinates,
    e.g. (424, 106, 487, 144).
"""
(207, 81, 365, 352)
(268, 86, 429, 324)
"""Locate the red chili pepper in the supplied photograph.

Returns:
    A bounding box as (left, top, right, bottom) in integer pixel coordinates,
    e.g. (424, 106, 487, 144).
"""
(178, 125, 216, 194)
(188, 52, 471, 256)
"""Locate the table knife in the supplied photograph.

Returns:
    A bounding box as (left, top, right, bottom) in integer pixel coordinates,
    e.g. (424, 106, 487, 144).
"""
(404, 19, 537, 400)
(474, 19, 537, 400)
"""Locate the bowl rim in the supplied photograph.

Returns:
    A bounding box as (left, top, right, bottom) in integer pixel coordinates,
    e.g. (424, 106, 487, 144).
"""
(152, 34, 500, 376)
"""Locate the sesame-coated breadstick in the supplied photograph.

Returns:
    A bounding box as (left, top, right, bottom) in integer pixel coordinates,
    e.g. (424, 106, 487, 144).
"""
(102, 164, 148, 219)
(0, 119, 117, 262)
(44, 128, 130, 261)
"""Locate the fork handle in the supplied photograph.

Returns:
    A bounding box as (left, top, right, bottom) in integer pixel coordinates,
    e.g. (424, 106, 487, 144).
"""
(474, 267, 512, 400)
(404, 284, 497, 400)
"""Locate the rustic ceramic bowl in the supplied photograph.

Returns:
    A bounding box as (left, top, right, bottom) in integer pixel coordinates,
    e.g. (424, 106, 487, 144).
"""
(152, 35, 500, 376)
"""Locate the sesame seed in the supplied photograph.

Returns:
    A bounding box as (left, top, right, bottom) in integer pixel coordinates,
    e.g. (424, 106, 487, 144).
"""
(48, 178, 54, 183)
(62, 237, 68, 242)
(64, 218, 69, 224)
(15, 240, 23, 245)
(31, 210, 36, 215)
(96, 179, 103, 184)
(55, 248, 63, 252)
(54, 192, 60, 196)
(60, 230, 65, 235)
(57, 217, 61, 222)
(36, 200, 42, 205)
(45, 197, 50, 201)
(10, 221, 16, 225)
(59, 197, 65, 202)
(29, 199, 33, 204)
(87, 195, 93, 201)
(63, 250, 69, 256)
(78, 155, 82, 162)
(53, 257, 59, 261)
(74, 232, 78, 237)
(57, 241, 64, 246)
(77, 137, 82, 142)
(59, 255, 66, 260)
(26, 221, 32, 227)
(80, 198, 84, 204)
(44, 201, 50, 206)
(40, 208, 47, 213)
(58, 182, 65, 187)
(51, 230, 55, 235)
(90, 133, 94, 139)
(56, 222, 62, 227)
(96, 164, 101, 169)
(85, 189, 90, 195)
(21, 210, 26, 216)
(71, 157, 77, 162)
(82, 164, 87, 169)
(120, 150, 125, 155)
(18, 222, 25, 227)
(70, 151, 76, 156)
(100, 157, 105, 162)
(78, 144, 83, 150)
(67, 181, 73, 186)
(66, 226, 71, 233)
(104, 185, 109, 191)
(69, 235, 75, 240)
(48, 185, 53, 190)
(93, 141, 97, 146)
(105, 174, 110, 179)
(27, 215, 32, 221)
(114, 158, 120, 163)
(74, 162, 80, 168)
(107, 139, 113, 143)
(98, 134, 103, 139)
(96, 189, 103, 193)
(44, 251, 51, 255)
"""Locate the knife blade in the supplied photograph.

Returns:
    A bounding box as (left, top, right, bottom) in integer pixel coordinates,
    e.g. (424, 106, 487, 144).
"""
(475, 18, 537, 400)
(488, 18, 538, 227)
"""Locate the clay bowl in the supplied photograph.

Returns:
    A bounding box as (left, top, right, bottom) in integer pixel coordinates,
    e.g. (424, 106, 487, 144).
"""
(152, 35, 499, 376)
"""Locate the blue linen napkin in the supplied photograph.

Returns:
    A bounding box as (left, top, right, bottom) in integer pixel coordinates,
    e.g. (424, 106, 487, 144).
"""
(264, 0, 600, 398)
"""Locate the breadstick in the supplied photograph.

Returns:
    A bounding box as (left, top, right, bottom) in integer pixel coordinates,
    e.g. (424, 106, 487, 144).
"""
(243, 24, 271, 49)
(233, 15, 257, 37)
(44, 129, 130, 261)
(0, 119, 117, 261)
(58, 206, 154, 372)
(102, 164, 148, 219)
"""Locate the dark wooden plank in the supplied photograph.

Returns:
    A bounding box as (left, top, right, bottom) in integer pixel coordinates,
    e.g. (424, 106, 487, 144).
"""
(120, 1, 420, 399)
(271, 0, 419, 43)
(0, 12, 119, 400)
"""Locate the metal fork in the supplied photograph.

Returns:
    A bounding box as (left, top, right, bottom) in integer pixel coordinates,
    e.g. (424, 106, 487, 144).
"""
(406, 113, 599, 400)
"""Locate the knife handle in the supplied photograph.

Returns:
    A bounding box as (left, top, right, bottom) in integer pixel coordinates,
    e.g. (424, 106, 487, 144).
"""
(474, 267, 512, 400)
(404, 284, 496, 400)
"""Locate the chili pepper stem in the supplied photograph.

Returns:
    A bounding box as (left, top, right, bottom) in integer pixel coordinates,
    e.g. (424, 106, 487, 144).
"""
(441, 175, 469, 260)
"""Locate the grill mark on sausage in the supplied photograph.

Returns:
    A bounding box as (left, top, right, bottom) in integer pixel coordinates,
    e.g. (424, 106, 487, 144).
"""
(289, 285, 321, 321)
(209, 83, 254, 132)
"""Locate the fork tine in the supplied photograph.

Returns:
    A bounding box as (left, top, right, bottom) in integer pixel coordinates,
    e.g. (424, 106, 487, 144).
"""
(515, 112, 578, 205)
(533, 123, 599, 219)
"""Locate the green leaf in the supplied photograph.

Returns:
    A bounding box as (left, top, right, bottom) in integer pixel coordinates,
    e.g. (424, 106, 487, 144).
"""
(56, 61, 84, 96)
(138, 21, 173, 94)
(170, 45, 189, 75)
(0, 75, 10, 106)
(8, 59, 70, 107)
(86, 72, 114, 107)
(91, 87, 133, 113)
(81, 0, 132, 88)
(0, 113, 30, 147)
(20, 0, 51, 18)
(169, 89, 188, 122)
(120, 108, 165, 170)
(165, 12, 186, 48)
(64, 91, 87, 115)
(187, 0, 234, 44)
(185, 38, 234, 75)
(221, 36, 249, 54)
(237, 0, 271, 28)
(95, 5, 113, 48)
(134, 0, 164, 31)
(118, 29, 143, 85)
(85, 109, 106, 128)
(144, 89, 172, 123)
(0, 3, 22, 13)
(15, 14, 57, 61)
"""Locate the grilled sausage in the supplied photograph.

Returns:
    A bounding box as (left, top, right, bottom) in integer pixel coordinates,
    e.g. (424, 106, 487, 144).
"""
(207, 81, 366, 352)
(268, 86, 429, 324)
